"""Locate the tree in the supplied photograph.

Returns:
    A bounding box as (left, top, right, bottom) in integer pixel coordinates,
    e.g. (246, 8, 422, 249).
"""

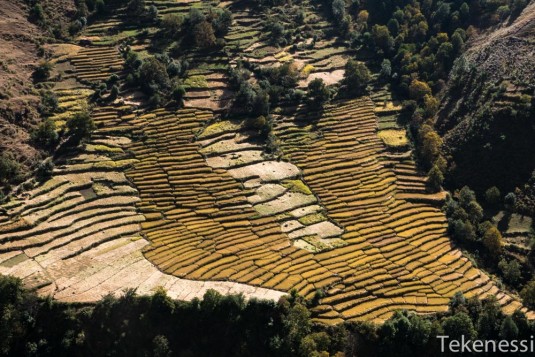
(387, 18, 399, 36)
(498, 259, 521, 286)
(139, 57, 171, 95)
(520, 279, 535, 309)
(147, 5, 158, 22)
(466, 201, 483, 224)
(36, 159, 54, 182)
(343, 60, 370, 96)
(499, 316, 519, 340)
(371, 25, 393, 53)
(482, 226, 503, 258)
(423, 95, 439, 117)
(194, 21, 216, 48)
(331, 0, 346, 22)
(307, 78, 330, 109)
(441, 312, 476, 340)
(33, 61, 53, 83)
(477, 296, 502, 339)
(188, 7, 205, 26)
(451, 219, 476, 242)
(268, 20, 284, 44)
(127, 0, 146, 17)
(211, 8, 232, 36)
(419, 127, 442, 168)
(66, 110, 95, 144)
(458, 186, 476, 208)
(485, 186, 501, 207)
(356, 10, 369, 30)
(108, 85, 119, 101)
(426, 165, 443, 193)
(449, 292, 467, 313)
(31, 119, 58, 150)
(172, 84, 186, 105)
(152, 335, 171, 357)
(409, 79, 432, 100)
(504, 192, 517, 212)
(497, 5, 510, 21)
(512, 0, 527, 16)
(452, 31, 464, 54)
(379, 59, 392, 80)
(161, 14, 184, 37)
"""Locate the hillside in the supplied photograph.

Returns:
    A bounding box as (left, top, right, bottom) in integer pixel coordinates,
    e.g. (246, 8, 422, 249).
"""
(437, 1, 535, 197)
(0, 0, 44, 183)
(0, 0, 532, 331)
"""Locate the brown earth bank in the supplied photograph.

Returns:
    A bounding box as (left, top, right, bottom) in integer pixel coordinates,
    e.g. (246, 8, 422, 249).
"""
(0, 0, 76, 188)
(0, 0, 43, 173)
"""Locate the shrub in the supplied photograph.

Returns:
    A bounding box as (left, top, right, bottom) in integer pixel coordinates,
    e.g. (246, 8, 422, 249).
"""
(172, 85, 186, 105)
(35, 160, 54, 182)
(0, 154, 21, 184)
(108, 85, 119, 101)
(38, 90, 59, 115)
(29, 3, 45, 24)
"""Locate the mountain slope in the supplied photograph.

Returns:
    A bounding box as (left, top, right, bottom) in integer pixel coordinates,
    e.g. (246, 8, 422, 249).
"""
(437, 1, 535, 196)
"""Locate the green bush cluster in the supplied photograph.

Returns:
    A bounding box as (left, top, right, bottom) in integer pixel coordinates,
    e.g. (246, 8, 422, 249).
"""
(121, 48, 187, 108)
(3, 275, 535, 356)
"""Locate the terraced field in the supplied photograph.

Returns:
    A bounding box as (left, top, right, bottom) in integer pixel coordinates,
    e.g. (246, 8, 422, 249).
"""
(0, 0, 532, 324)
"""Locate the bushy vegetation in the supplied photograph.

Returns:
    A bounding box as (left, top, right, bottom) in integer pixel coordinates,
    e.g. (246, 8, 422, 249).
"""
(121, 47, 187, 108)
(66, 109, 95, 145)
(443, 186, 503, 258)
(442, 185, 535, 307)
(31, 119, 58, 151)
(156, 6, 231, 49)
(0, 276, 347, 357)
(2, 275, 535, 357)
(0, 154, 22, 186)
(342, 60, 371, 96)
(307, 78, 331, 110)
